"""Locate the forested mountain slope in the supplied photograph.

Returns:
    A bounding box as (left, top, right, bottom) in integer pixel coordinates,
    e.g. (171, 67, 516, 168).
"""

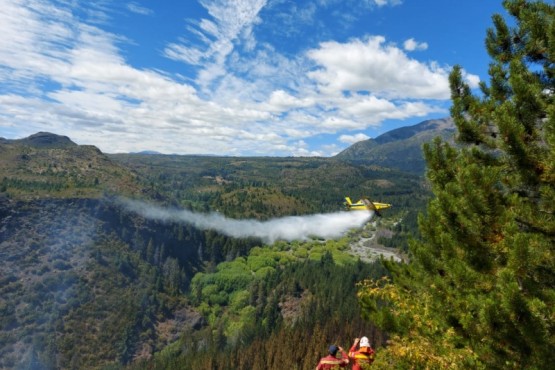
(0, 197, 209, 368)
(0, 129, 432, 369)
(108, 153, 428, 217)
(0, 132, 142, 199)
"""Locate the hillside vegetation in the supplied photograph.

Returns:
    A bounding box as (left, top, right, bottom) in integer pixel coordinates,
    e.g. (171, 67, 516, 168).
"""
(108, 153, 429, 219)
(0, 132, 141, 199)
(0, 126, 432, 368)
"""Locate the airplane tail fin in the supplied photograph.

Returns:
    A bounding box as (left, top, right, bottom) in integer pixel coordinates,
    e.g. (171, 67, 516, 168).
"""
(345, 197, 353, 205)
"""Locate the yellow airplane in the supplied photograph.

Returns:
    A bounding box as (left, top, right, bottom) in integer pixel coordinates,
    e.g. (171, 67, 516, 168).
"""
(344, 196, 391, 215)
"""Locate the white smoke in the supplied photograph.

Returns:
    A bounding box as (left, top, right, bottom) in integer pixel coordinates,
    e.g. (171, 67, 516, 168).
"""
(120, 198, 373, 244)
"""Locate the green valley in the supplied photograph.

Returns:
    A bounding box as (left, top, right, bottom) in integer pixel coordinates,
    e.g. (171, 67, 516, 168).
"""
(0, 128, 427, 369)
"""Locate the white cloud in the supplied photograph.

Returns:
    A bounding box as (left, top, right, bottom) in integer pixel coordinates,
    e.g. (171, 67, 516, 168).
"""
(0, 0, 74, 83)
(127, 2, 153, 16)
(403, 38, 428, 51)
(164, 0, 268, 86)
(339, 133, 371, 144)
(463, 70, 480, 88)
(0, 1, 283, 155)
(289, 140, 324, 156)
(341, 95, 396, 116)
(316, 94, 443, 130)
(307, 36, 450, 99)
(0, 0, 450, 157)
(373, 0, 403, 6)
(265, 90, 314, 111)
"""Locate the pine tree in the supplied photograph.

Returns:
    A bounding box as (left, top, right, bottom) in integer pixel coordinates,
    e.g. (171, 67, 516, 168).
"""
(358, 1, 554, 368)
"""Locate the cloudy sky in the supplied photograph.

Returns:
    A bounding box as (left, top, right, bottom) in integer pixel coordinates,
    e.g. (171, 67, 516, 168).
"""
(0, 0, 506, 156)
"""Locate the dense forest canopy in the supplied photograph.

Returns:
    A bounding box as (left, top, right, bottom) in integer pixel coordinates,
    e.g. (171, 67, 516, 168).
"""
(0, 134, 426, 368)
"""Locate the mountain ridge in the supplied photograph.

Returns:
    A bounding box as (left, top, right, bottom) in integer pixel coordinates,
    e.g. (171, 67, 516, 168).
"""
(334, 117, 455, 174)
(4, 117, 454, 172)
(7, 131, 77, 148)
(373, 117, 454, 144)
(0, 133, 142, 199)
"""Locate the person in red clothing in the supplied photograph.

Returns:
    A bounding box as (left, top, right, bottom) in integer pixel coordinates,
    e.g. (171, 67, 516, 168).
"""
(316, 344, 349, 369)
(348, 336, 375, 369)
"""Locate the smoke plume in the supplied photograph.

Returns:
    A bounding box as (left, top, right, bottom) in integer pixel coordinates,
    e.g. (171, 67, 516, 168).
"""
(120, 198, 373, 244)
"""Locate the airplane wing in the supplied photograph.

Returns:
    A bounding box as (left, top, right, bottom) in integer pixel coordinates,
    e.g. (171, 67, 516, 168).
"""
(362, 199, 381, 217)
(361, 198, 391, 216)
(361, 198, 377, 211)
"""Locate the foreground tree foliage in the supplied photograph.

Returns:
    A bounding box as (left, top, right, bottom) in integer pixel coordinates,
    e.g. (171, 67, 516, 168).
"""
(359, 1, 555, 368)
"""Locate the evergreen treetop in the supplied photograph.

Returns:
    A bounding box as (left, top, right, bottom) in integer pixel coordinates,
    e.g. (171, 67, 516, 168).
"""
(358, 1, 555, 368)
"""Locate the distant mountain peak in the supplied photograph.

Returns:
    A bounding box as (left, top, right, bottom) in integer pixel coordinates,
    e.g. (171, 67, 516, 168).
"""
(132, 150, 162, 155)
(373, 117, 454, 145)
(334, 117, 455, 174)
(17, 132, 77, 148)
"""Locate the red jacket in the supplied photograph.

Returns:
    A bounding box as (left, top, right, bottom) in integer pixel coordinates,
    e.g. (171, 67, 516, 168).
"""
(348, 344, 375, 370)
(316, 351, 349, 369)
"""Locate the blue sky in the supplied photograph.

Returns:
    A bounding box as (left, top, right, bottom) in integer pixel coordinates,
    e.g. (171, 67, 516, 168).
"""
(0, 0, 507, 156)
